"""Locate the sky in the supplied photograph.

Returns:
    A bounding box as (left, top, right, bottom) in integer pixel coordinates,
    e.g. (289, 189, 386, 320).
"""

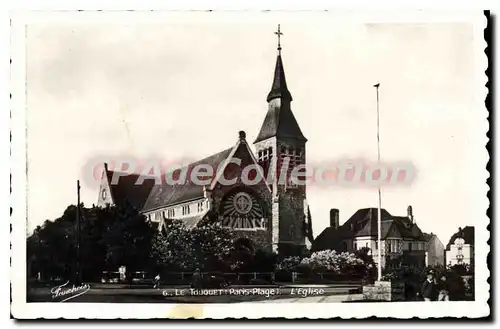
(25, 14, 486, 244)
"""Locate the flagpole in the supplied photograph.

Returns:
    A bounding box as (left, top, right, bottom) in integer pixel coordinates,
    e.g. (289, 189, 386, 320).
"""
(76, 180, 81, 284)
(374, 83, 382, 282)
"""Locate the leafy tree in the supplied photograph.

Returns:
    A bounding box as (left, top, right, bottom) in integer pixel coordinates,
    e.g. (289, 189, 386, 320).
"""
(27, 203, 154, 282)
(150, 220, 235, 272)
(100, 203, 155, 272)
(27, 209, 78, 281)
(150, 220, 196, 271)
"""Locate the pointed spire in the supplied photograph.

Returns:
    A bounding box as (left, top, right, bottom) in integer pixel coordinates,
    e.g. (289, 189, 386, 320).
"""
(267, 25, 292, 102)
(267, 54, 292, 102)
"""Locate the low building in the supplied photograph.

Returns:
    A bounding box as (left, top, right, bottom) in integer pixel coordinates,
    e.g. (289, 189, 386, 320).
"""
(423, 232, 445, 266)
(312, 206, 427, 269)
(445, 226, 474, 266)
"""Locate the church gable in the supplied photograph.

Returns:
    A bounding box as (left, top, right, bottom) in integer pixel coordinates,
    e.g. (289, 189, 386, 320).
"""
(211, 132, 271, 193)
(208, 132, 272, 233)
(97, 164, 114, 207)
(100, 165, 155, 211)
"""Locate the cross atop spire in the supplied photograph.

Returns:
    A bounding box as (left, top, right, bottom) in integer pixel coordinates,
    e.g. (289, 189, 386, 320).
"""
(275, 24, 283, 54)
(266, 24, 292, 103)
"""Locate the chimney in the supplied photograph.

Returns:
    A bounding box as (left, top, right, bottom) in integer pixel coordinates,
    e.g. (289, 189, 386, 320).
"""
(407, 205, 414, 223)
(330, 208, 339, 229)
(238, 130, 246, 141)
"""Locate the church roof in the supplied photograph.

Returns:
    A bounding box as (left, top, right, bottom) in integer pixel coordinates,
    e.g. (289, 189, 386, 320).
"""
(254, 103, 307, 143)
(104, 168, 155, 210)
(141, 147, 232, 212)
(254, 54, 307, 143)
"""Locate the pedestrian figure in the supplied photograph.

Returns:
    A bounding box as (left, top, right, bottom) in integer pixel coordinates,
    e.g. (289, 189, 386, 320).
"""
(421, 270, 438, 301)
(437, 275, 450, 301)
(153, 273, 161, 289)
(191, 268, 201, 289)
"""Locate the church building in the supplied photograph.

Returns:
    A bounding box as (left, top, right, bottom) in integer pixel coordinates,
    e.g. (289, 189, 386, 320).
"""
(97, 27, 314, 256)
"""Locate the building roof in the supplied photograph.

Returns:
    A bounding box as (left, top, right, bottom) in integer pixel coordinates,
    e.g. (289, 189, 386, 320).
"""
(104, 167, 156, 210)
(337, 208, 392, 239)
(446, 226, 474, 250)
(422, 232, 436, 243)
(254, 54, 306, 144)
(141, 147, 232, 212)
(354, 218, 394, 239)
(392, 216, 426, 240)
(311, 208, 427, 252)
(313, 208, 389, 251)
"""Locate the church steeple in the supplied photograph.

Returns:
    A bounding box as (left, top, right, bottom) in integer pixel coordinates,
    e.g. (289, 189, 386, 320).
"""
(253, 25, 308, 256)
(254, 25, 306, 144)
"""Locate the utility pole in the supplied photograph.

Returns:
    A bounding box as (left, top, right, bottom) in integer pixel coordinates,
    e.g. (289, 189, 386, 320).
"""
(373, 83, 382, 282)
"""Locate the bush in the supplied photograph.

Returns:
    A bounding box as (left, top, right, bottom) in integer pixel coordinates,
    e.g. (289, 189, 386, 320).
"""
(299, 249, 375, 280)
(248, 250, 278, 273)
(276, 256, 302, 272)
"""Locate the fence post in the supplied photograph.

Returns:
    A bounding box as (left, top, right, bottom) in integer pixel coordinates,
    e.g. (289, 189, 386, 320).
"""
(253, 272, 257, 280)
(272, 272, 275, 282)
(292, 272, 296, 284)
(181, 272, 184, 281)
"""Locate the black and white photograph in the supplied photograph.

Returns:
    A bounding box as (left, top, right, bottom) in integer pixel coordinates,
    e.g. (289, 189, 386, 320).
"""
(9, 10, 489, 319)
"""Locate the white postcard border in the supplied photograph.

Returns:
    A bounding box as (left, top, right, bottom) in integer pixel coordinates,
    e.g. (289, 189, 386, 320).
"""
(10, 9, 490, 319)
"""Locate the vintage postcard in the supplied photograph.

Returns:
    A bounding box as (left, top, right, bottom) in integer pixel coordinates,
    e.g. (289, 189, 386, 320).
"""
(10, 10, 489, 319)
